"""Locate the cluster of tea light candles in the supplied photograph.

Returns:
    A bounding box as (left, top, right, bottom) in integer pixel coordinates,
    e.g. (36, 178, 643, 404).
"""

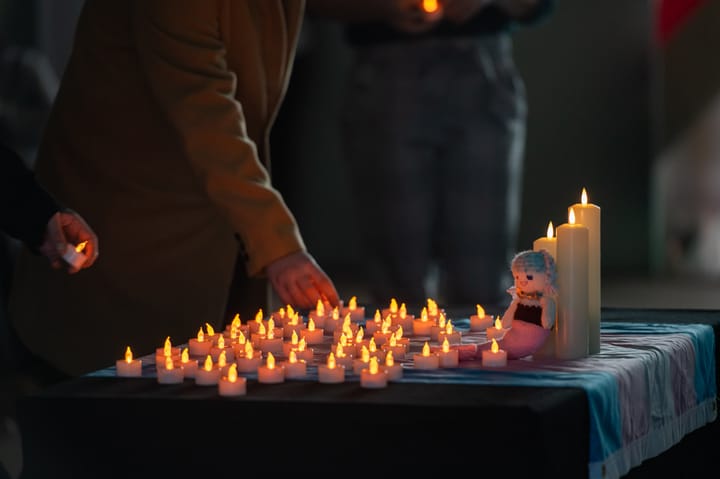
(115, 295, 513, 392)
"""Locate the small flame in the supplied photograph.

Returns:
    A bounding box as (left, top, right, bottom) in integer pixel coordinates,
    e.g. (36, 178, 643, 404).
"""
(355, 328, 364, 342)
(581, 188, 588, 205)
(277, 307, 286, 319)
(332, 306, 339, 320)
(163, 336, 172, 356)
(569, 207, 576, 225)
(335, 343, 346, 357)
(244, 342, 254, 357)
(203, 355, 213, 371)
(197, 328, 204, 342)
(438, 312, 446, 328)
(385, 351, 394, 366)
(422, 0, 439, 13)
(421, 307, 428, 322)
(289, 350, 298, 364)
(254, 309, 263, 323)
(181, 348, 189, 363)
(422, 341, 431, 357)
(287, 305, 295, 317)
(165, 356, 174, 370)
(238, 331, 246, 344)
(495, 317, 503, 330)
(298, 338, 307, 351)
(476, 304, 485, 317)
(395, 326, 404, 339)
(445, 320, 453, 334)
(124, 346, 133, 363)
(389, 298, 398, 314)
(258, 322, 266, 335)
(228, 363, 238, 382)
(373, 309, 381, 323)
(316, 299, 325, 317)
(75, 241, 88, 253)
(369, 337, 377, 353)
(399, 303, 407, 319)
(546, 221, 554, 239)
(389, 334, 397, 347)
(308, 318, 316, 331)
(291, 330, 299, 345)
(348, 296, 357, 310)
(427, 298, 438, 316)
(217, 335, 225, 349)
(369, 356, 379, 374)
(327, 352, 337, 369)
(491, 338, 499, 353)
(266, 352, 276, 369)
(361, 345, 370, 362)
(205, 323, 215, 336)
(442, 338, 450, 353)
(231, 314, 241, 330)
(218, 350, 227, 368)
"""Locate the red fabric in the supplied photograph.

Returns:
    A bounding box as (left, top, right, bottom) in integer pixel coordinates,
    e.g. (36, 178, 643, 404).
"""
(657, 0, 707, 46)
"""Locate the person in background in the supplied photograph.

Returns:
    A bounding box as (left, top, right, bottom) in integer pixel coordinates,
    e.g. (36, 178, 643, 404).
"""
(307, 0, 553, 309)
(8, 1, 339, 379)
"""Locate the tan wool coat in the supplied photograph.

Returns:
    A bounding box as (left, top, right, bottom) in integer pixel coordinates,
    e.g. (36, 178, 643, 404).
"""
(9, 0, 307, 375)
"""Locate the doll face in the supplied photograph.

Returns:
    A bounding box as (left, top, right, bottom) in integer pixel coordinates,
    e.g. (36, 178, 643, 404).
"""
(513, 269, 548, 295)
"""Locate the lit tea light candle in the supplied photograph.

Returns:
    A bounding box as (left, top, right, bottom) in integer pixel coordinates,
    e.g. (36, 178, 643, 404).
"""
(259, 318, 284, 355)
(155, 336, 180, 364)
(157, 356, 184, 385)
(413, 341, 440, 370)
(300, 318, 324, 345)
(248, 309, 267, 335)
(294, 337, 314, 363)
(470, 304, 494, 332)
(210, 335, 235, 362)
(381, 351, 403, 381)
(426, 298, 444, 322)
(203, 322, 219, 344)
(482, 338, 508, 367)
(195, 355, 221, 386)
(332, 342, 354, 369)
(62, 240, 88, 269)
(430, 312, 448, 342)
(235, 342, 263, 373)
(257, 353, 285, 384)
(437, 320, 462, 345)
(318, 352, 345, 384)
(218, 364, 247, 397)
(381, 298, 400, 319)
(341, 295, 366, 322)
(412, 307, 434, 336)
(364, 309, 383, 335)
(332, 314, 358, 343)
(282, 350, 307, 379)
(486, 316, 508, 341)
(353, 345, 372, 375)
(381, 331, 407, 360)
(179, 348, 198, 378)
(360, 356, 388, 389)
(437, 338, 459, 368)
(216, 350, 232, 376)
(391, 303, 415, 332)
(308, 299, 328, 329)
(324, 306, 343, 335)
(282, 311, 305, 339)
(188, 327, 213, 356)
(372, 315, 394, 346)
(231, 330, 249, 358)
(116, 346, 142, 377)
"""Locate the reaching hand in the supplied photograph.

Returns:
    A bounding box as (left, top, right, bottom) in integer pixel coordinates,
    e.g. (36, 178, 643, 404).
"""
(39, 210, 99, 273)
(265, 250, 340, 310)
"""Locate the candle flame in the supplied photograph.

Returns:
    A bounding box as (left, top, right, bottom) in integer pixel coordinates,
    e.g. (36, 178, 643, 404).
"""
(286, 305, 295, 317)
(442, 338, 450, 353)
(238, 331, 246, 344)
(258, 322, 266, 336)
(197, 328, 204, 342)
(335, 343, 345, 357)
(355, 328, 364, 342)
(361, 345, 370, 361)
(438, 312, 446, 328)
(124, 346, 133, 363)
(163, 336, 172, 356)
(476, 304, 485, 317)
(369, 356, 379, 374)
(217, 335, 225, 349)
(298, 337, 307, 351)
(569, 207, 576, 225)
(205, 322, 215, 336)
(203, 355, 213, 371)
(308, 318, 316, 331)
(373, 309, 381, 323)
(421, 307, 428, 322)
(427, 298, 438, 316)
(218, 350, 227, 368)
(75, 241, 88, 253)
(581, 188, 588, 205)
(277, 307, 286, 319)
(422, 0, 439, 13)
(422, 341, 431, 357)
(396, 326, 404, 339)
(399, 303, 407, 319)
(369, 337, 377, 352)
(231, 313, 241, 329)
(266, 352, 276, 369)
(316, 299, 325, 316)
(389, 298, 398, 314)
(546, 221, 554, 238)
(254, 309, 263, 323)
(181, 348, 189, 363)
(348, 295, 357, 310)
(244, 342, 254, 357)
(389, 334, 397, 347)
(228, 363, 238, 382)
(291, 330, 299, 345)
(491, 338, 499, 353)
(165, 356, 174, 370)
(494, 317, 502, 330)
(445, 320, 453, 334)
(327, 352, 336, 369)
(385, 351, 394, 366)
(332, 306, 339, 320)
(289, 350, 298, 364)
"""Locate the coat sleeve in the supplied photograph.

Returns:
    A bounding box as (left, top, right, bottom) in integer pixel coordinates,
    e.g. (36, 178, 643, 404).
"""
(131, 0, 305, 276)
(0, 143, 59, 252)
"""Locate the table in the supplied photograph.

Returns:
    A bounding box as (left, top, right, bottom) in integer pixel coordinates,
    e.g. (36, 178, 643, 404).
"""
(17, 307, 718, 479)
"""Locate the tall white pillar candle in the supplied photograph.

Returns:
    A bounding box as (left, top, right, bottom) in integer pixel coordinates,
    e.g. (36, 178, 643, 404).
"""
(571, 188, 601, 354)
(555, 207, 589, 360)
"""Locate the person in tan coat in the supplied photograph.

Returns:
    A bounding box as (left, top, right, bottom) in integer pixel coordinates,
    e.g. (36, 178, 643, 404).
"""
(8, 0, 339, 377)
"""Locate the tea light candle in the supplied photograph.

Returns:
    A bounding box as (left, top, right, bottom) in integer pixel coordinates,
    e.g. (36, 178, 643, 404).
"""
(572, 188, 601, 354)
(381, 333, 407, 360)
(360, 356, 388, 389)
(155, 336, 180, 364)
(258, 319, 284, 355)
(210, 335, 235, 362)
(282, 311, 305, 339)
(157, 356, 184, 384)
(300, 318, 324, 345)
(437, 338, 459, 368)
(218, 364, 247, 397)
(308, 299, 328, 329)
(413, 342, 440, 370)
(381, 351, 403, 381)
(412, 307, 434, 336)
(372, 316, 394, 346)
(195, 355, 221, 386)
(116, 346, 142, 377)
(235, 342, 263, 373)
(470, 304, 494, 332)
(332, 315, 358, 343)
(282, 351, 307, 379)
(188, 327, 213, 356)
(482, 338, 507, 367)
(257, 352, 285, 384)
(436, 320, 462, 345)
(390, 303, 414, 332)
(364, 309, 383, 335)
(179, 348, 198, 378)
(486, 317, 508, 341)
(62, 241, 88, 269)
(429, 312, 448, 342)
(381, 298, 400, 319)
(353, 345, 372, 375)
(318, 353, 345, 384)
(341, 295, 366, 322)
(294, 337, 315, 363)
(332, 343, 354, 369)
(247, 309, 267, 335)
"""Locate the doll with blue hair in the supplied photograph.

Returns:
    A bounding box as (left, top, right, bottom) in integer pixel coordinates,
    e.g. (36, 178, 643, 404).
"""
(477, 249, 558, 360)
